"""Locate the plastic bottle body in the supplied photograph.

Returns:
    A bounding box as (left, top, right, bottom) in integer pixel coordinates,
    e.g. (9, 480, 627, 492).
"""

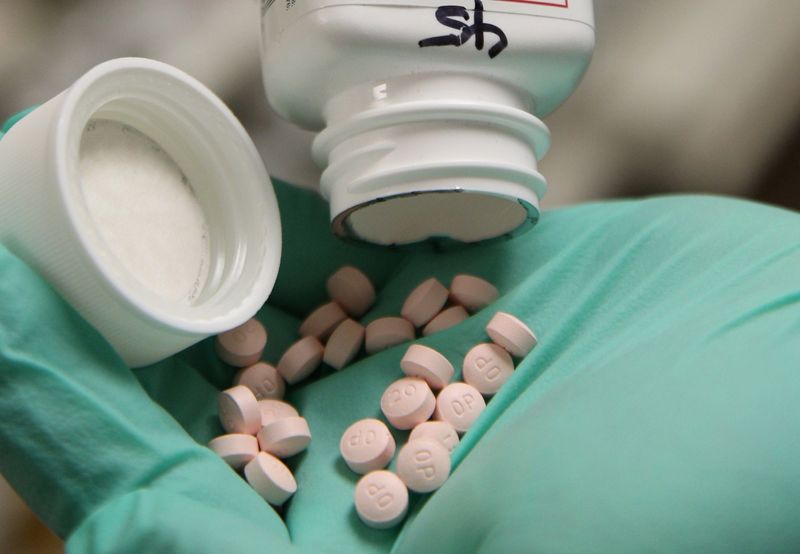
(261, 0, 595, 245)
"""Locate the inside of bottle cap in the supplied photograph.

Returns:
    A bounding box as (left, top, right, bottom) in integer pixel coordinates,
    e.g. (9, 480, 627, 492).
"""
(335, 191, 535, 246)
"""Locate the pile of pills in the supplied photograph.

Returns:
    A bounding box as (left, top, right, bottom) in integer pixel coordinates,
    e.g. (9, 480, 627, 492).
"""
(205, 266, 538, 526)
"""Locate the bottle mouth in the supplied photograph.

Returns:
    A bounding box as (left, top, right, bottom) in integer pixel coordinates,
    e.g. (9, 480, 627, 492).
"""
(55, 58, 281, 334)
(333, 190, 538, 246)
(314, 74, 550, 246)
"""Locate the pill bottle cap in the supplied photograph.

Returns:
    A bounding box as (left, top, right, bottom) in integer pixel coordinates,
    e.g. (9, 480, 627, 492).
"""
(313, 74, 550, 246)
(0, 58, 281, 367)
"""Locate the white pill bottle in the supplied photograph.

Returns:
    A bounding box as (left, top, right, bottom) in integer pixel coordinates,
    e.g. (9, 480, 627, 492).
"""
(261, 0, 595, 245)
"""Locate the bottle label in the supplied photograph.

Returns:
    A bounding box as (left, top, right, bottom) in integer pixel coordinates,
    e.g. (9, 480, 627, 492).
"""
(264, 0, 592, 26)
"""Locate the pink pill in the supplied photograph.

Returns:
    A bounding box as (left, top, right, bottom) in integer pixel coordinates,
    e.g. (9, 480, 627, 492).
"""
(364, 317, 415, 355)
(234, 362, 285, 400)
(462, 343, 514, 395)
(396, 438, 451, 493)
(401, 278, 449, 327)
(486, 312, 538, 358)
(323, 319, 365, 370)
(326, 265, 376, 317)
(218, 385, 261, 436)
(208, 434, 259, 470)
(298, 301, 347, 341)
(258, 399, 300, 427)
(277, 336, 324, 384)
(434, 382, 486, 434)
(380, 377, 436, 430)
(215, 318, 267, 367)
(400, 344, 454, 390)
(354, 470, 408, 529)
(244, 452, 297, 506)
(422, 305, 469, 337)
(449, 275, 499, 312)
(258, 416, 312, 458)
(340, 418, 396, 474)
(409, 421, 460, 453)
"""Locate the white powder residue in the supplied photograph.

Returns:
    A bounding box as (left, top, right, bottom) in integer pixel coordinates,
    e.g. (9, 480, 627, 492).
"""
(79, 119, 210, 304)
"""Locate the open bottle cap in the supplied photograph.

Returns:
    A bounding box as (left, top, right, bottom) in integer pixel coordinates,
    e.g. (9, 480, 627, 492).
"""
(0, 58, 282, 367)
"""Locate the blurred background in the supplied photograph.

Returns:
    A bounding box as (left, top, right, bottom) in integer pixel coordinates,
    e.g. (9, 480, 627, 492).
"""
(1, 0, 798, 551)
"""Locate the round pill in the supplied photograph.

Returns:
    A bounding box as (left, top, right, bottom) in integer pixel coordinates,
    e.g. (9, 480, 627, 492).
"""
(298, 301, 348, 341)
(324, 319, 365, 370)
(234, 362, 285, 400)
(449, 275, 499, 312)
(364, 317, 415, 355)
(215, 318, 267, 367)
(396, 438, 451, 493)
(354, 470, 409, 529)
(400, 344, 454, 390)
(462, 343, 515, 395)
(258, 399, 300, 427)
(340, 418, 396, 474)
(486, 312, 538, 358)
(258, 416, 312, 458)
(422, 305, 469, 337)
(277, 336, 324, 384)
(409, 421, 460, 453)
(326, 265, 376, 317)
(401, 277, 449, 327)
(434, 382, 486, 434)
(218, 385, 262, 436)
(208, 434, 259, 469)
(244, 452, 297, 506)
(380, 377, 436, 430)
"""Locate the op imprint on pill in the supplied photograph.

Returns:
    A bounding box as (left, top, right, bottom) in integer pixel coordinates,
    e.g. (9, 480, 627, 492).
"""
(396, 438, 451, 493)
(434, 382, 486, 434)
(485, 311, 538, 358)
(364, 317, 415, 354)
(298, 301, 347, 341)
(340, 418, 396, 474)
(258, 399, 300, 427)
(218, 385, 262, 436)
(324, 318, 365, 370)
(401, 277, 449, 327)
(244, 452, 297, 506)
(234, 362, 285, 400)
(208, 434, 259, 469)
(380, 377, 436, 430)
(400, 344, 454, 390)
(354, 470, 409, 529)
(215, 318, 267, 367)
(462, 342, 514, 395)
(277, 336, 324, 384)
(449, 275, 499, 312)
(326, 266, 376, 317)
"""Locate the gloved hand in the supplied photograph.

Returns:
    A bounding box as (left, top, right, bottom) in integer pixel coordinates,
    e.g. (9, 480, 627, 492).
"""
(1, 177, 798, 554)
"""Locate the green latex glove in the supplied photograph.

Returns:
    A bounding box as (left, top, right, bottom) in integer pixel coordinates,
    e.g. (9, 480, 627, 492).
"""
(1, 177, 798, 553)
